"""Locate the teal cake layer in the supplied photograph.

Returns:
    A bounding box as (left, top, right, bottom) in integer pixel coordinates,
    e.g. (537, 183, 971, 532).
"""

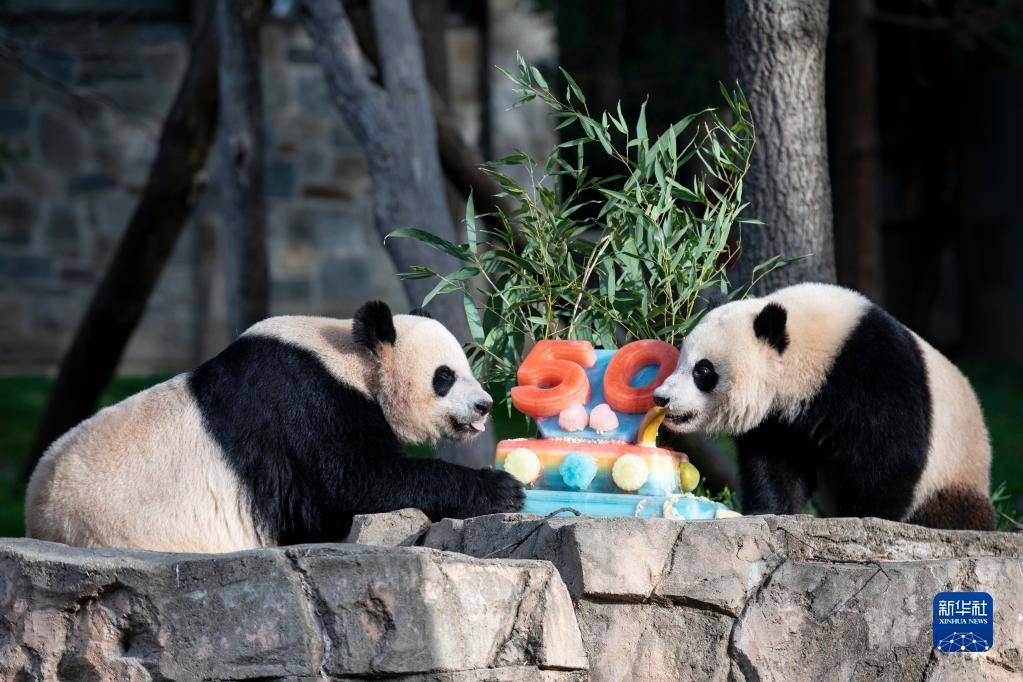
(522, 488, 733, 520)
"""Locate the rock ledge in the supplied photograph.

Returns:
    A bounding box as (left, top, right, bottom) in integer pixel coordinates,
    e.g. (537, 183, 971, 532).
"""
(0, 539, 586, 680)
(415, 513, 1023, 681)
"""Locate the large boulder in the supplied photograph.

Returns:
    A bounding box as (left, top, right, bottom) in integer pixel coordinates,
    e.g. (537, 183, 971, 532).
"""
(417, 513, 1023, 681)
(0, 539, 587, 680)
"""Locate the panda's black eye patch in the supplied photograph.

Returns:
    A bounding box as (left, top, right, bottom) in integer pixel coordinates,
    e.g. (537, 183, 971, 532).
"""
(692, 359, 718, 392)
(433, 365, 456, 397)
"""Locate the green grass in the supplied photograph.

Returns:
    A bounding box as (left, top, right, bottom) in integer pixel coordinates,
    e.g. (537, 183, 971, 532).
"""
(1, 363, 1019, 537)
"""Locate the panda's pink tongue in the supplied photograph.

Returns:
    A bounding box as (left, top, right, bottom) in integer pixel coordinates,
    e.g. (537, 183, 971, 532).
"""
(470, 419, 486, 432)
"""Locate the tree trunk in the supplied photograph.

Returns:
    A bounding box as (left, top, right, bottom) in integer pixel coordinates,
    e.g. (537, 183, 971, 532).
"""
(411, 0, 466, 239)
(726, 0, 836, 292)
(348, 2, 518, 236)
(412, 0, 450, 103)
(830, 0, 883, 303)
(217, 0, 269, 339)
(301, 0, 494, 467)
(433, 90, 517, 224)
(23, 7, 219, 480)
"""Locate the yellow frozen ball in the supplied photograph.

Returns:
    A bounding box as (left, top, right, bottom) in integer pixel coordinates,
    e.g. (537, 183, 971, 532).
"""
(503, 448, 542, 484)
(678, 461, 701, 493)
(612, 454, 649, 492)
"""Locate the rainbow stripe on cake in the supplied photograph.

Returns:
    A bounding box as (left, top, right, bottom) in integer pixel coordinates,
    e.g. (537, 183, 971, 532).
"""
(496, 438, 687, 496)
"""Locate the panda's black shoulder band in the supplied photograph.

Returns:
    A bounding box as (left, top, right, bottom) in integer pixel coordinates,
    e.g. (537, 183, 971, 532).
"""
(754, 302, 789, 354)
(353, 300, 396, 350)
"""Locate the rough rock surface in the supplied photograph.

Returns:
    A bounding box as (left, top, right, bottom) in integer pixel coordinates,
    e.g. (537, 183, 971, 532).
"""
(345, 507, 432, 546)
(3, 515, 1020, 680)
(0, 539, 586, 680)
(418, 513, 1023, 681)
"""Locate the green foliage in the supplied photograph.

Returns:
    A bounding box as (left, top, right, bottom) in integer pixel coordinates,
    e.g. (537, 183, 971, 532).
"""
(391, 57, 790, 398)
(692, 481, 737, 511)
(991, 481, 1022, 532)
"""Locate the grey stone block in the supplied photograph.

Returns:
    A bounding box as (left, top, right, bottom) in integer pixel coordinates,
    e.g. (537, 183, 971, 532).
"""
(0, 194, 37, 245)
(265, 158, 297, 198)
(345, 507, 432, 546)
(289, 544, 587, 677)
(420, 514, 1023, 680)
(576, 600, 734, 681)
(321, 254, 375, 298)
(296, 73, 330, 114)
(0, 252, 50, 279)
(0, 105, 30, 135)
(287, 47, 318, 64)
(67, 174, 116, 195)
(38, 109, 84, 171)
(0, 539, 588, 680)
(44, 204, 80, 258)
(271, 276, 312, 301)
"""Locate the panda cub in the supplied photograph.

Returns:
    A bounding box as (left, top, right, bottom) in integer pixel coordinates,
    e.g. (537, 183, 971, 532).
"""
(653, 282, 995, 530)
(26, 301, 524, 552)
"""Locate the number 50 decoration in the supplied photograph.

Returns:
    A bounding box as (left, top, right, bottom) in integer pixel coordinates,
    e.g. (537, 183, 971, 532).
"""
(510, 339, 679, 419)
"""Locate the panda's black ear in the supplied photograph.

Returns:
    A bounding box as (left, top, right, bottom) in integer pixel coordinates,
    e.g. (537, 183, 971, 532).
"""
(353, 300, 396, 351)
(409, 306, 433, 319)
(754, 302, 789, 354)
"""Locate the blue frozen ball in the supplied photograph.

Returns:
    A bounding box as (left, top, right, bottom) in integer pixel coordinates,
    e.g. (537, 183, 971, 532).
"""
(560, 452, 599, 491)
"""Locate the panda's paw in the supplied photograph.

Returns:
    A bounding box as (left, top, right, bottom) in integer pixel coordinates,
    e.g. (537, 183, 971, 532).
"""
(470, 467, 526, 516)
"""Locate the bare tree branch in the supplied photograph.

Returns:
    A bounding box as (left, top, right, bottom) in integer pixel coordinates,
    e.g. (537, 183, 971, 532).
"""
(216, 0, 270, 338)
(432, 89, 517, 221)
(301, 0, 494, 466)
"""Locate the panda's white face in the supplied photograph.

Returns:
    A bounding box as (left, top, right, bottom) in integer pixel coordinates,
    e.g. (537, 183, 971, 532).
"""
(376, 315, 493, 445)
(654, 300, 782, 436)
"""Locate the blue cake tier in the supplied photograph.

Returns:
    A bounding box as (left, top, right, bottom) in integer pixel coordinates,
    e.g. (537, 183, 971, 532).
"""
(522, 488, 737, 520)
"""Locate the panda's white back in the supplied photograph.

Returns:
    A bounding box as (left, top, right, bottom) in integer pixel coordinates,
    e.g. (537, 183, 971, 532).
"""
(25, 373, 265, 552)
(765, 283, 991, 509)
(907, 330, 990, 510)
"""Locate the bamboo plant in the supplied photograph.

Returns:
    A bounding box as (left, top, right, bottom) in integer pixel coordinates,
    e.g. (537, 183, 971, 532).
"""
(390, 56, 790, 399)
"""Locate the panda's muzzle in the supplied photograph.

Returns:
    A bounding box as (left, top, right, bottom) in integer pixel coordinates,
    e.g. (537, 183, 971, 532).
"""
(448, 415, 487, 435)
(664, 410, 697, 426)
(448, 399, 491, 435)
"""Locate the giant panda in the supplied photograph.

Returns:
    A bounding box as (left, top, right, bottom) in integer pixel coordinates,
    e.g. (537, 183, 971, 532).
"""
(26, 301, 524, 552)
(652, 282, 995, 530)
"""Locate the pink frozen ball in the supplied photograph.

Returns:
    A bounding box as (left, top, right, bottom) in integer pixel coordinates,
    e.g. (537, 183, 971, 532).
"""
(588, 403, 620, 433)
(558, 402, 589, 431)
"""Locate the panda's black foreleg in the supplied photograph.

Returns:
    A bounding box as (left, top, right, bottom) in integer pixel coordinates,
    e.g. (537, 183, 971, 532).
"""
(345, 454, 525, 522)
(736, 420, 817, 515)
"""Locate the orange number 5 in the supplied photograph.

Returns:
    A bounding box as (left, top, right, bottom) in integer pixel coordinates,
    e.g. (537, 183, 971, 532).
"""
(510, 340, 597, 418)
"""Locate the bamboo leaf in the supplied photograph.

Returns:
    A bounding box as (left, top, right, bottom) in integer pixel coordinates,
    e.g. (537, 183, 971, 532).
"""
(387, 228, 471, 261)
(464, 192, 477, 253)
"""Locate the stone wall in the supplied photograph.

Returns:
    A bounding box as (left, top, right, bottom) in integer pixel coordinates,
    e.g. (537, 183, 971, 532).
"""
(0, 538, 587, 679)
(3, 514, 1021, 680)
(415, 513, 1023, 681)
(0, 4, 555, 374)
(0, 18, 402, 373)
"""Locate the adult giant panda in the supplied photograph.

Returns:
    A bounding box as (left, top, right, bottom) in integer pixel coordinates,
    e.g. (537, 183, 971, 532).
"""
(652, 282, 995, 530)
(26, 301, 524, 552)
